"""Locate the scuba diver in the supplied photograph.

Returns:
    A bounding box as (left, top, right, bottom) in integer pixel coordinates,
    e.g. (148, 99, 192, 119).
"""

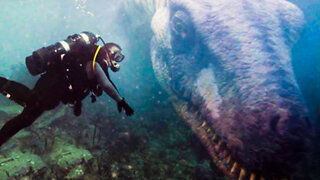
(0, 32, 134, 147)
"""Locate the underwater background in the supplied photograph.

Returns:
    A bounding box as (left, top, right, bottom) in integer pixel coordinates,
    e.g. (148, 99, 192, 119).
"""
(0, 0, 319, 179)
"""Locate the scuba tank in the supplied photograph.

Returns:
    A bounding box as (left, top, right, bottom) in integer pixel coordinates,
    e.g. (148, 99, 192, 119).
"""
(26, 32, 99, 76)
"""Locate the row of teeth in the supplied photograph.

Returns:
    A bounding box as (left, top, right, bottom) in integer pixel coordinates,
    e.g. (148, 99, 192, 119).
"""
(175, 101, 291, 180)
(196, 120, 291, 180)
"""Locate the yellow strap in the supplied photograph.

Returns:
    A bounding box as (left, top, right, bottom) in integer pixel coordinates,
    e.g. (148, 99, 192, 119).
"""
(92, 45, 101, 72)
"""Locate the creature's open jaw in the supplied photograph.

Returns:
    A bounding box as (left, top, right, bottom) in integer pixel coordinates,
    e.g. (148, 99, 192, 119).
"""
(172, 96, 299, 180)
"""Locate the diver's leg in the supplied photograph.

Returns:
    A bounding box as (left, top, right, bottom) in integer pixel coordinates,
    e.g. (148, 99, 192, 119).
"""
(0, 76, 32, 107)
(0, 72, 64, 147)
(0, 77, 8, 87)
(0, 105, 44, 146)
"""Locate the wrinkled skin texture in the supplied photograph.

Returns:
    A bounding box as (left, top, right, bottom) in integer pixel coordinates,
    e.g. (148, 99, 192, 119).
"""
(148, 0, 312, 178)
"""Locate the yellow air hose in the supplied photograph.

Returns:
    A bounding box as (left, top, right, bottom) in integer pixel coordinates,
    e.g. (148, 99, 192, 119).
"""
(92, 45, 101, 72)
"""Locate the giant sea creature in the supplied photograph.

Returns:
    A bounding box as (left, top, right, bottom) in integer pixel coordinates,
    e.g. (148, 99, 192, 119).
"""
(126, 0, 312, 179)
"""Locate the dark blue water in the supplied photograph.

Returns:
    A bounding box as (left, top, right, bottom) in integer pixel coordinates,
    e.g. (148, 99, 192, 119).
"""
(289, 0, 320, 120)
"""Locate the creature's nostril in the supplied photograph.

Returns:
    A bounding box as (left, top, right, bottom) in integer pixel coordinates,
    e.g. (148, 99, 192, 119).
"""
(270, 115, 280, 132)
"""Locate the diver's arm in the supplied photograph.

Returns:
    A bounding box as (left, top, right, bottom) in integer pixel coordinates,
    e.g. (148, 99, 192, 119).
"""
(86, 61, 134, 116)
(88, 62, 123, 103)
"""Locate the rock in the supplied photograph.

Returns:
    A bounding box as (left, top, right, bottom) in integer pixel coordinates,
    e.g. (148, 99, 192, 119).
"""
(34, 106, 68, 129)
(0, 105, 23, 117)
(47, 138, 93, 169)
(0, 148, 46, 180)
(0, 110, 9, 120)
(66, 165, 85, 179)
(46, 137, 93, 178)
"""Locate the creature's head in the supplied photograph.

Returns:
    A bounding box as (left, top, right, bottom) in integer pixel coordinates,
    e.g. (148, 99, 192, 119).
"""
(149, 0, 312, 179)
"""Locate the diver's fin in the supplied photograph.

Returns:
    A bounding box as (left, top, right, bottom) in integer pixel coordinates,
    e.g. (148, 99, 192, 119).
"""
(0, 76, 32, 107)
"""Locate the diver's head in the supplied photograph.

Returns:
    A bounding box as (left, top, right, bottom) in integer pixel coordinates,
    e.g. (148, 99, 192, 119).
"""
(104, 43, 125, 72)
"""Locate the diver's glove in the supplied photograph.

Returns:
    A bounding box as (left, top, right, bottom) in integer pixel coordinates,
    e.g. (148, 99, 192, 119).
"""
(117, 98, 134, 116)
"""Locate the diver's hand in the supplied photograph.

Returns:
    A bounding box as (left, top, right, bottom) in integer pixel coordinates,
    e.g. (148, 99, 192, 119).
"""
(117, 98, 134, 116)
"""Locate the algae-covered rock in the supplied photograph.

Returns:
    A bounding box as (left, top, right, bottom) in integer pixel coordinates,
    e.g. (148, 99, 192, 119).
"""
(47, 138, 93, 170)
(0, 105, 22, 117)
(14, 130, 31, 140)
(0, 147, 46, 179)
(66, 165, 85, 179)
(45, 137, 93, 179)
(34, 106, 68, 129)
(0, 110, 9, 120)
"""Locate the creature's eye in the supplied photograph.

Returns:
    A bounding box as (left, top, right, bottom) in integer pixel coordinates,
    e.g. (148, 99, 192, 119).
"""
(171, 11, 190, 37)
(170, 10, 195, 54)
(173, 19, 185, 34)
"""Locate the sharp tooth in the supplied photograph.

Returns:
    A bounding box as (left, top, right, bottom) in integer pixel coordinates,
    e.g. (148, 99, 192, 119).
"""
(201, 121, 207, 127)
(231, 162, 238, 174)
(250, 173, 256, 180)
(238, 168, 246, 180)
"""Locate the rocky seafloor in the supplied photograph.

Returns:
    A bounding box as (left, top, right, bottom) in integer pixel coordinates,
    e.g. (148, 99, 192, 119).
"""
(0, 96, 227, 180)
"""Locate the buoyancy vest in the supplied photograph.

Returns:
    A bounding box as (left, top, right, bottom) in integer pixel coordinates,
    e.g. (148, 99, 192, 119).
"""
(60, 44, 105, 105)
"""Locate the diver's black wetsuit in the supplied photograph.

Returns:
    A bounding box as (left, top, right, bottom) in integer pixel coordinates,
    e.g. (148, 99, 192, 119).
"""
(0, 43, 132, 147)
(0, 71, 65, 145)
(0, 67, 67, 146)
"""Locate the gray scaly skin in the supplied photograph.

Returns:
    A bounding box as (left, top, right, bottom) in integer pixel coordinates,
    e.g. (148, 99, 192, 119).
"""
(128, 0, 313, 179)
